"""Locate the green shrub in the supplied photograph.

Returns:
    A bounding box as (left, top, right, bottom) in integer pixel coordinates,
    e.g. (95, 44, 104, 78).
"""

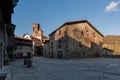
(48, 54, 54, 58)
(3, 57, 11, 65)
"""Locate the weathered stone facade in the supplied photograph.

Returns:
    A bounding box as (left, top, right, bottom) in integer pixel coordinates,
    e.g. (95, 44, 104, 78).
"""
(102, 48, 113, 56)
(44, 20, 104, 59)
(43, 40, 50, 57)
(14, 36, 33, 58)
(0, 0, 18, 69)
(32, 23, 49, 56)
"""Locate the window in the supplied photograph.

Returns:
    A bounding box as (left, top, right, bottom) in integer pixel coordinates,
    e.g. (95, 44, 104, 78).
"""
(51, 51, 53, 54)
(64, 31, 67, 36)
(81, 31, 84, 36)
(73, 29, 84, 38)
(93, 32, 96, 37)
(105, 51, 107, 53)
(105, 51, 108, 56)
(79, 42, 82, 48)
(58, 51, 63, 58)
(58, 45, 62, 49)
(51, 42, 53, 45)
(83, 52, 86, 56)
(86, 30, 89, 32)
(17, 45, 22, 50)
(58, 39, 62, 43)
(86, 30, 89, 35)
(50, 34, 55, 39)
(91, 43, 94, 48)
(51, 42, 53, 49)
(58, 30, 61, 35)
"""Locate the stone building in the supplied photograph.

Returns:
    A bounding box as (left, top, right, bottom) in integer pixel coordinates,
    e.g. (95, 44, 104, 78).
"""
(102, 48, 113, 56)
(43, 40, 50, 57)
(14, 35, 32, 58)
(14, 23, 49, 58)
(32, 23, 49, 56)
(0, 0, 18, 70)
(43, 20, 104, 59)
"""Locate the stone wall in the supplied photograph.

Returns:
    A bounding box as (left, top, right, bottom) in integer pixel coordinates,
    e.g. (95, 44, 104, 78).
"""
(48, 21, 103, 59)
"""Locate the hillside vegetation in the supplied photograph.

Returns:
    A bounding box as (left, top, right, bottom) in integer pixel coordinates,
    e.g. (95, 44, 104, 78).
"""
(103, 35, 120, 55)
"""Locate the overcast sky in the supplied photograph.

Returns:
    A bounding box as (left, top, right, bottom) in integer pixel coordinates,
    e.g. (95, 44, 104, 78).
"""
(12, 0, 120, 36)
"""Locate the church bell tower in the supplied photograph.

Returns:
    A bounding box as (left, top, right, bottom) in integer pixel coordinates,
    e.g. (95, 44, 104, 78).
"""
(32, 23, 43, 40)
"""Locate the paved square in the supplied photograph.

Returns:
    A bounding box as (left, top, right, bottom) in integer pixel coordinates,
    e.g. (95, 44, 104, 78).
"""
(11, 57, 120, 80)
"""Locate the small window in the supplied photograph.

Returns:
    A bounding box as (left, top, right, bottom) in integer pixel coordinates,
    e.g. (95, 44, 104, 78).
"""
(91, 44, 94, 48)
(86, 30, 89, 32)
(93, 32, 96, 37)
(58, 45, 62, 49)
(51, 34, 54, 39)
(51, 51, 53, 54)
(81, 31, 84, 36)
(105, 51, 108, 56)
(58, 40, 62, 43)
(83, 52, 86, 56)
(79, 42, 82, 48)
(17, 46, 22, 50)
(58, 51, 63, 58)
(58, 30, 61, 35)
(51, 42, 53, 45)
(105, 51, 107, 54)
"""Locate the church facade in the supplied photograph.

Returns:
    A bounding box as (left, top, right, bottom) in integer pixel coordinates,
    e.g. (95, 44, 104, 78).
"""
(32, 23, 49, 56)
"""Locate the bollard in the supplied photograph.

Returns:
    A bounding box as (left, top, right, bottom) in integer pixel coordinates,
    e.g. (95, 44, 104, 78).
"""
(26, 58, 32, 68)
(24, 58, 27, 65)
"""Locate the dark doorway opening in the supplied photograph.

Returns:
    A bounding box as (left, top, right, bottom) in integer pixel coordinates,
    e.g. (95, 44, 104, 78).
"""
(58, 51, 63, 59)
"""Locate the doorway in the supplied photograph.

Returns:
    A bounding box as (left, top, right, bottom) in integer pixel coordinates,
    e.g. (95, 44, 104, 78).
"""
(58, 51, 63, 59)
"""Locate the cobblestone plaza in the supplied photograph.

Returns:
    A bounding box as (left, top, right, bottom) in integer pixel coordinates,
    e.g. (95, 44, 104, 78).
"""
(11, 57, 120, 80)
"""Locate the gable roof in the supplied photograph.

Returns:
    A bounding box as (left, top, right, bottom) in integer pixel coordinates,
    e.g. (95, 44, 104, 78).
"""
(15, 35, 32, 41)
(49, 20, 104, 37)
(103, 48, 113, 52)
